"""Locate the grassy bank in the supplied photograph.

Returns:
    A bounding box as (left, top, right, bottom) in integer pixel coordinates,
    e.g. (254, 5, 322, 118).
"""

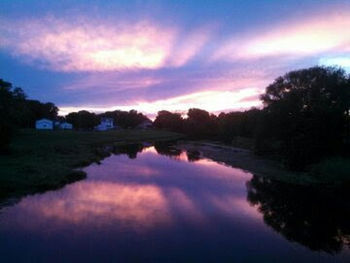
(0, 129, 183, 202)
(230, 138, 350, 186)
(179, 140, 350, 187)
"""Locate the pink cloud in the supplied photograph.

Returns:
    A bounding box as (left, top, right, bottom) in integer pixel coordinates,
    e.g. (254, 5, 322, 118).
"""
(0, 17, 177, 72)
(0, 16, 215, 72)
(64, 72, 164, 91)
(167, 27, 213, 67)
(213, 11, 350, 61)
(14, 181, 172, 231)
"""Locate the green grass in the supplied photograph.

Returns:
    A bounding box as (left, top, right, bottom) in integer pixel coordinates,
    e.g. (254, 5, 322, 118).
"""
(182, 140, 350, 187)
(309, 157, 350, 185)
(0, 129, 183, 202)
(230, 136, 255, 150)
(228, 137, 350, 186)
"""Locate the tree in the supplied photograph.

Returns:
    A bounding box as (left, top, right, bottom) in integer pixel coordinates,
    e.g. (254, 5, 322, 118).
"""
(184, 108, 218, 138)
(0, 78, 61, 153)
(258, 66, 350, 169)
(154, 110, 184, 132)
(0, 79, 14, 153)
(217, 109, 261, 142)
(66, 110, 99, 130)
(100, 110, 149, 129)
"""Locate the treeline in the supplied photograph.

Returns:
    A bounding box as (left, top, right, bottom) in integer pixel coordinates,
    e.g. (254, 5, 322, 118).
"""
(154, 67, 350, 170)
(0, 79, 58, 153)
(154, 108, 261, 141)
(2, 66, 349, 170)
(0, 78, 151, 153)
(65, 109, 149, 130)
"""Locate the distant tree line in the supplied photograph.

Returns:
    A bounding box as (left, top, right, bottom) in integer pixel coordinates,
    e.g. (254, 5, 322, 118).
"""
(2, 66, 349, 169)
(154, 67, 350, 170)
(65, 109, 150, 130)
(0, 79, 58, 153)
(154, 108, 261, 141)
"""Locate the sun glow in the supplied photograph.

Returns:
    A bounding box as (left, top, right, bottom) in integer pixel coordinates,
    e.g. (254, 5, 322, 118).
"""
(58, 88, 262, 116)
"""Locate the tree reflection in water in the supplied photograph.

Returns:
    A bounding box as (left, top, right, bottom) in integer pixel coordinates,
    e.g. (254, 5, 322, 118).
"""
(154, 141, 182, 158)
(154, 141, 201, 162)
(247, 175, 350, 254)
(112, 143, 144, 159)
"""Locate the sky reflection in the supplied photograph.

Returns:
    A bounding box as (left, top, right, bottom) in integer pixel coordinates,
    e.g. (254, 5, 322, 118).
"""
(0, 147, 255, 233)
(0, 145, 349, 262)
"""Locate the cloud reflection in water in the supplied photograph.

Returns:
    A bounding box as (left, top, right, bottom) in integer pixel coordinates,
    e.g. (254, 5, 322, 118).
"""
(0, 147, 257, 234)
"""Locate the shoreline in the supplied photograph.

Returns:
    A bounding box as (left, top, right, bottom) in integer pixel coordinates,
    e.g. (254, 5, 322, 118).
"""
(177, 140, 343, 187)
(0, 129, 184, 204)
(1, 131, 347, 208)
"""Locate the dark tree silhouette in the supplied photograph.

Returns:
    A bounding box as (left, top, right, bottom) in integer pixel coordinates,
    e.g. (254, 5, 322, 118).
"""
(154, 141, 183, 158)
(184, 108, 218, 138)
(153, 108, 260, 141)
(154, 110, 184, 132)
(99, 110, 149, 129)
(0, 79, 59, 153)
(0, 79, 14, 153)
(66, 110, 99, 130)
(257, 66, 350, 169)
(217, 108, 261, 142)
(113, 143, 144, 159)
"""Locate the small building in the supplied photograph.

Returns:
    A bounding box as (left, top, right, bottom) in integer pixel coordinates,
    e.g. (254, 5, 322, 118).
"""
(35, 119, 54, 130)
(59, 122, 73, 130)
(137, 120, 153, 129)
(95, 117, 115, 131)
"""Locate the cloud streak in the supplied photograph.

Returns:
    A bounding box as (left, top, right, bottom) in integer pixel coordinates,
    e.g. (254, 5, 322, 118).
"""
(167, 27, 213, 67)
(0, 16, 215, 72)
(213, 11, 350, 61)
(0, 17, 176, 71)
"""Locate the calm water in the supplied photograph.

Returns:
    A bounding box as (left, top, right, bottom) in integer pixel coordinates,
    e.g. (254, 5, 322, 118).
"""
(0, 143, 349, 262)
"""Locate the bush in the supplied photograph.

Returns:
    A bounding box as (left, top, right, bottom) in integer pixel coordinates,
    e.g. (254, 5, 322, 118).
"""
(310, 157, 350, 183)
(0, 123, 13, 154)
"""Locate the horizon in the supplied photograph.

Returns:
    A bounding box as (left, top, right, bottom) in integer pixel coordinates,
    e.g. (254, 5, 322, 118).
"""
(1, 0, 350, 117)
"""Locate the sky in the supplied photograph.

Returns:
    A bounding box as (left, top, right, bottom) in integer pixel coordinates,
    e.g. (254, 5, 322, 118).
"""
(0, 0, 350, 117)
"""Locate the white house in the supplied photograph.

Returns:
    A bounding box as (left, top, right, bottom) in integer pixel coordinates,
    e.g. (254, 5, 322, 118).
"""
(95, 117, 115, 131)
(59, 122, 73, 130)
(35, 119, 54, 130)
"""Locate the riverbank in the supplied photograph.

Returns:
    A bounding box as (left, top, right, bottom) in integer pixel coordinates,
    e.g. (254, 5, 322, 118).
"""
(178, 141, 350, 187)
(0, 129, 184, 203)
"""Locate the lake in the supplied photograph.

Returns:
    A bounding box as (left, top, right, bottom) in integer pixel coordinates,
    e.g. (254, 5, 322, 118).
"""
(0, 143, 349, 262)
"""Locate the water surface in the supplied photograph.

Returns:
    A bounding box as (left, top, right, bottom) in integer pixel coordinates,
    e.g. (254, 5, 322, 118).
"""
(0, 144, 349, 262)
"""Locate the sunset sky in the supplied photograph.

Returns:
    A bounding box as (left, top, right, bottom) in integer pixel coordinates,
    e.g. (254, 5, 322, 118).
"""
(1, 0, 349, 117)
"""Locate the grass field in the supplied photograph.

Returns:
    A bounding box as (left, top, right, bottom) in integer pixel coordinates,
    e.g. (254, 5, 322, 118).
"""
(0, 129, 183, 202)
